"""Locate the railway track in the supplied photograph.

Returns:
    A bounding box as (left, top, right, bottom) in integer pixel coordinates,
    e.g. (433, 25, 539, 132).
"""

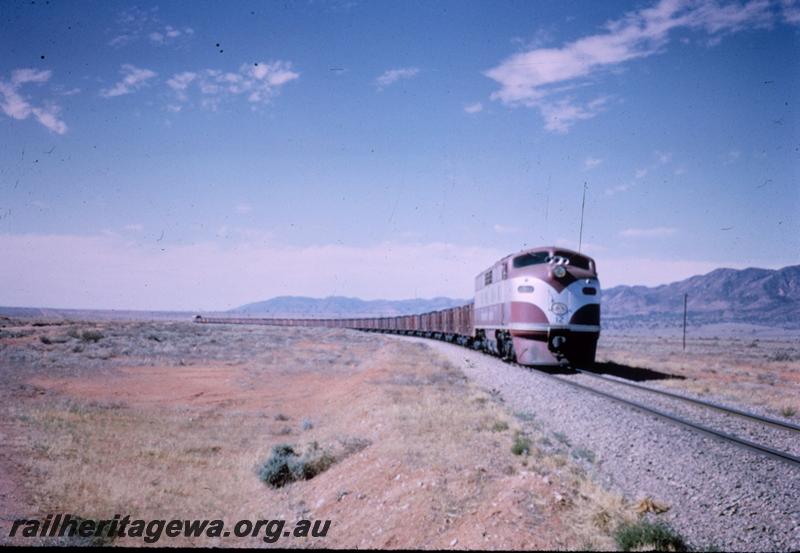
(573, 368, 800, 433)
(387, 327, 800, 468)
(394, 327, 800, 468)
(509, 362, 800, 468)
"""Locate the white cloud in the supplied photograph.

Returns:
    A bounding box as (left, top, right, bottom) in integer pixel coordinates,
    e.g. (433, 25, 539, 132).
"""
(166, 71, 197, 101)
(635, 168, 648, 179)
(511, 28, 557, 51)
(485, 0, 776, 132)
(620, 226, 678, 237)
(0, 68, 67, 134)
(109, 7, 193, 48)
(724, 149, 741, 164)
(539, 96, 611, 134)
(604, 184, 632, 196)
(493, 224, 521, 235)
(123, 224, 144, 232)
(584, 156, 603, 170)
(167, 62, 299, 109)
(109, 34, 134, 47)
(655, 149, 673, 164)
(11, 68, 51, 86)
(57, 87, 81, 96)
(149, 25, 193, 45)
(782, 0, 800, 23)
(30, 105, 67, 134)
(100, 64, 157, 98)
(375, 67, 419, 89)
(235, 203, 253, 214)
(464, 102, 483, 114)
(0, 233, 502, 310)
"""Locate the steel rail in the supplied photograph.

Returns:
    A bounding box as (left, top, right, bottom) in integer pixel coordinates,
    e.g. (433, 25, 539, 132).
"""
(572, 369, 800, 433)
(519, 366, 800, 468)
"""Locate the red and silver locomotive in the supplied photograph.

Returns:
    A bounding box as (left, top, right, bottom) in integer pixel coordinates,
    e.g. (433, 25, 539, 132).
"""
(472, 246, 600, 366)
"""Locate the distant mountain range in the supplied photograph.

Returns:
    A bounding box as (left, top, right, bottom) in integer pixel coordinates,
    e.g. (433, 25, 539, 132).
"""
(232, 296, 470, 317)
(602, 265, 800, 329)
(233, 265, 800, 329)
(3, 265, 797, 329)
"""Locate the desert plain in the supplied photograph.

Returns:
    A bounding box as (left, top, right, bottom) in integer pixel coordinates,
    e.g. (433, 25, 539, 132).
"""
(0, 316, 798, 549)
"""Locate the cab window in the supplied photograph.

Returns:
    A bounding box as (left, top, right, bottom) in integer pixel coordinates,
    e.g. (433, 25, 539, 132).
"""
(512, 252, 549, 268)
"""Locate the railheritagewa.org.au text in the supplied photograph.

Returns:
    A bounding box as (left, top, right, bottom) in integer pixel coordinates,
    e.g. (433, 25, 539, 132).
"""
(7, 514, 331, 544)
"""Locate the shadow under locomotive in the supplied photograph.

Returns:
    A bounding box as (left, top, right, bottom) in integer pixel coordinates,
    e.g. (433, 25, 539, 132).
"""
(579, 361, 685, 382)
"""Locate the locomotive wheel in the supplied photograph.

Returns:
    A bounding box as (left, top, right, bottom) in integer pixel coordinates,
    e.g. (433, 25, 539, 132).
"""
(495, 331, 516, 362)
(502, 336, 516, 362)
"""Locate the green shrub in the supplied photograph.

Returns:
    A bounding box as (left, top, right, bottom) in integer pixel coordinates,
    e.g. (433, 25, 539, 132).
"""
(40, 335, 69, 345)
(614, 520, 687, 552)
(259, 443, 336, 488)
(553, 431, 572, 447)
(81, 330, 104, 343)
(259, 444, 298, 488)
(571, 447, 596, 463)
(511, 434, 531, 456)
(491, 420, 509, 432)
(769, 350, 793, 362)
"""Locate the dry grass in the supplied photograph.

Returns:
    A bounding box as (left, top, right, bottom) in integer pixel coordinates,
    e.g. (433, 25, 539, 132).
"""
(1, 319, 642, 548)
(597, 332, 800, 417)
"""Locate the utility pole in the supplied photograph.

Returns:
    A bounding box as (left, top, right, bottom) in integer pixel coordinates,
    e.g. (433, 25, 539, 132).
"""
(578, 182, 587, 252)
(682, 293, 688, 351)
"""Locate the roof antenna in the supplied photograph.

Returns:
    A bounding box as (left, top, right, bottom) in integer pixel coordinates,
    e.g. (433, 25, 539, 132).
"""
(578, 182, 587, 252)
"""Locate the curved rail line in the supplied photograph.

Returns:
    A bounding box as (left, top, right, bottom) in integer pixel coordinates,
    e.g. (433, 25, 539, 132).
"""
(572, 369, 800, 433)
(400, 334, 800, 468)
(514, 364, 800, 468)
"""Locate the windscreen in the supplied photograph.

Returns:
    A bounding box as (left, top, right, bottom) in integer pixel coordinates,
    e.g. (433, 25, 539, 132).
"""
(512, 252, 550, 268)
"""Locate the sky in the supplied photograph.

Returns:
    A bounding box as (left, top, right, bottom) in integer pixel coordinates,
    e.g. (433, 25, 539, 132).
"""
(1, 0, 798, 311)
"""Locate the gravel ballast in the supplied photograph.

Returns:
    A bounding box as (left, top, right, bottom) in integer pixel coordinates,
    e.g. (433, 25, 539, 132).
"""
(406, 337, 800, 552)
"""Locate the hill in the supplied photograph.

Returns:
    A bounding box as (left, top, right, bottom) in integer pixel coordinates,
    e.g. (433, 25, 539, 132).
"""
(602, 265, 800, 329)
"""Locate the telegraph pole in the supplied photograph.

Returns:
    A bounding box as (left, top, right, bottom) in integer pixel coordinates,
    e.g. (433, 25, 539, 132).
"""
(682, 293, 688, 351)
(578, 182, 587, 252)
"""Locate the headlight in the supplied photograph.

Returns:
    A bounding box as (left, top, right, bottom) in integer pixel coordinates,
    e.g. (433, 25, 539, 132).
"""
(553, 265, 567, 278)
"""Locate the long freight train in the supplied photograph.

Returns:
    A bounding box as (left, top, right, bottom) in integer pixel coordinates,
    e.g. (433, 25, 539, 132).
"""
(196, 246, 601, 367)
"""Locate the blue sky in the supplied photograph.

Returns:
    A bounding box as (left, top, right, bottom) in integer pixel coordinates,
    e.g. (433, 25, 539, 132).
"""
(1, 0, 798, 310)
